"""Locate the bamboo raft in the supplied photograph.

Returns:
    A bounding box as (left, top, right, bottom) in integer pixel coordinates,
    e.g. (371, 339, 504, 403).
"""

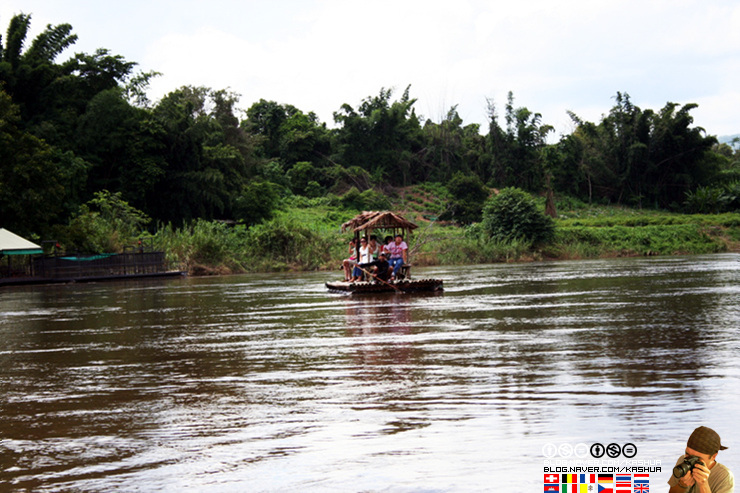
(325, 278, 443, 293)
(327, 211, 444, 294)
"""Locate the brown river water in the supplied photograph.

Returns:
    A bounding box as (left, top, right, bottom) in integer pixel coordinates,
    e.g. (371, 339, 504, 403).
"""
(1, 254, 739, 492)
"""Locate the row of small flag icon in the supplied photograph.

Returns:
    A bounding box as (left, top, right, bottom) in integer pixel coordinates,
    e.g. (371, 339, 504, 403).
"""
(544, 473, 649, 493)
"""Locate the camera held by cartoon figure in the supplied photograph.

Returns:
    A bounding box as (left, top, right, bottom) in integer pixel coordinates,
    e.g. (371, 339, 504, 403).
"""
(673, 455, 704, 478)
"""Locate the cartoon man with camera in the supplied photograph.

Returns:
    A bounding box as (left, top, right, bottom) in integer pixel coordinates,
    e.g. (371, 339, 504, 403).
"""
(668, 426, 734, 492)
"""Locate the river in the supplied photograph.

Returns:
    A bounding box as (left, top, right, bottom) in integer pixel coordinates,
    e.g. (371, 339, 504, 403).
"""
(1, 254, 739, 492)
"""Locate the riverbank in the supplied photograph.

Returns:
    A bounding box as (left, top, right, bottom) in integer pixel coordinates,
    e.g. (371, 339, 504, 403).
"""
(151, 195, 740, 275)
(400, 212, 740, 266)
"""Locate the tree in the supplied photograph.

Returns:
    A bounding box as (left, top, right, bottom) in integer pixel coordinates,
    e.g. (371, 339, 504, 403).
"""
(244, 99, 289, 158)
(598, 92, 651, 205)
(486, 92, 553, 191)
(419, 107, 465, 181)
(0, 16, 139, 145)
(149, 86, 257, 224)
(232, 180, 280, 225)
(243, 99, 330, 166)
(332, 86, 424, 186)
(75, 88, 167, 209)
(1, 13, 161, 221)
(0, 88, 84, 236)
(0, 13, 78, 123)
(278, 108, 330, 166)
(646, 102, 718, 207)
(563, 93, 718, 208)
(287, 161, 323, 196)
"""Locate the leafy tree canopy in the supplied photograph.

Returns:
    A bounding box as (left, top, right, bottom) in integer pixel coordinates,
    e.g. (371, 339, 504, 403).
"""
(333, 85, 424, 186)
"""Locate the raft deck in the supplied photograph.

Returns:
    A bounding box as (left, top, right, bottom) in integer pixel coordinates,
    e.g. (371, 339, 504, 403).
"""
(325, 278, 443, 293)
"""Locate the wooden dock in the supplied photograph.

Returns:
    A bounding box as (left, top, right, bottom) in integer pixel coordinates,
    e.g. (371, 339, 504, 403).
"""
(1, 252, 185, 287)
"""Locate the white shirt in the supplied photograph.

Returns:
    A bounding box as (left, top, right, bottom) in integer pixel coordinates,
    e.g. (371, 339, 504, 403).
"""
(358, 244, 372, 264)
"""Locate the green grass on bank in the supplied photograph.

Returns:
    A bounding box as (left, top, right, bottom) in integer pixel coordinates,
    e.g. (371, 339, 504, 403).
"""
(152, 193, 740, 275)
(550, 224, 731, 259)
(551, 211, 740, 259)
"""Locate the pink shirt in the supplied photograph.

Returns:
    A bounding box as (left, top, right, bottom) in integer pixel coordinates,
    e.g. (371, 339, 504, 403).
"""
(385, 241, 407, 259)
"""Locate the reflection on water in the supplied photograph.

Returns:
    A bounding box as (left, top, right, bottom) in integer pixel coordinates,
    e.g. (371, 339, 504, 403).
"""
(1, 254, 739, 491)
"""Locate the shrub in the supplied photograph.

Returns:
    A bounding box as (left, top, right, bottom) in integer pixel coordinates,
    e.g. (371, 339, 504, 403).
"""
(358, 188, 391, 210)
(340, 187, 391, 211)
(154, 219, 249, 273)
(287, 161, 325, 196)
(246, 217, 332, 270)
(684, 186, 730, 214)
(233, 180, 280, 225)
(60, 190, 150, 253)
(426, 223, 534, 264)
(481, 187, 555, 244)
(555, 195, 589, 212)
(723, 181, 740, 211)
(440, 172, 489, 224)
(304, 180, 323, 198)
(340, 187, 362, 209)
(326, 165, 375, 193)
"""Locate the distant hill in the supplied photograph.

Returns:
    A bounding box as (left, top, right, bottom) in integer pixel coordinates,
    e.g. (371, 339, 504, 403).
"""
(718, 134, 740, 149)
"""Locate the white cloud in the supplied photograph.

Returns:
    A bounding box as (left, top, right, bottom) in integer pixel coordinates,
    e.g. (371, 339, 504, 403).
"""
(145, 26, 270, 100)
(1, 0, 738, 135)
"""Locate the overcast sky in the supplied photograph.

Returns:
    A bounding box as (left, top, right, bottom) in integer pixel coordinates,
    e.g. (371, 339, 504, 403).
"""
(2, 0, 739, 138)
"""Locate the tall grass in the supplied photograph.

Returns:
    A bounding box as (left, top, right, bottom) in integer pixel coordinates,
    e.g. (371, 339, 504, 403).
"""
(151, 203, 740, 276)
(410, 224, 536, 265)
(247, 217, 340, 271)
(153, 217, 343, 275)
(154, 220, 251, 275)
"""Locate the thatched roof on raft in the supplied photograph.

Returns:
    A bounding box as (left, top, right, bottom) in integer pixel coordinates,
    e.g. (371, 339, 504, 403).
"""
(341, 211, 419, 234)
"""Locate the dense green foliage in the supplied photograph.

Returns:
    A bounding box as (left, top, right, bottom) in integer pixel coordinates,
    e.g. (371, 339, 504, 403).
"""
(558, 93, 723, 209)
(441, 172, 490, 224)
(2, 13, 740, 273)
(153, 214, 337, 274)
(481, 187, 555, 244)
(56, 190, 151, 253)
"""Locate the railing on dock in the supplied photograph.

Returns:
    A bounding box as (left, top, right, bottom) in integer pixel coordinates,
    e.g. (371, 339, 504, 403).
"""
(33, 252, 169, 279)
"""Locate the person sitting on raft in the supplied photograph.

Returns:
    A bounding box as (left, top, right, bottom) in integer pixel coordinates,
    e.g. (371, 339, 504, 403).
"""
(382, 236, 393, 256)
(368, 235, 380, 260)
(358, 252, 391, 282)
(386, 234, 408, 280)
(342, 238, 357, 282)
(350, 237, 372, 282)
